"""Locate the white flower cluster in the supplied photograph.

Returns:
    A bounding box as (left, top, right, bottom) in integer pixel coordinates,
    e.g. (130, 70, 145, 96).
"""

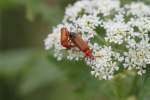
(88, 44, 121, 80)
(124, 34, 150, 75)
(44, 0, 150, 80)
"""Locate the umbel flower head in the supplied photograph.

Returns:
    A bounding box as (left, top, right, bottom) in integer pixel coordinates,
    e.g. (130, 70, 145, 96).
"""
(44, 0, 150, 80)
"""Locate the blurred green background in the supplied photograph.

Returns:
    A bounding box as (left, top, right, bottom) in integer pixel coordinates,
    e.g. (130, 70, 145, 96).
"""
(1, 0, 150, 100)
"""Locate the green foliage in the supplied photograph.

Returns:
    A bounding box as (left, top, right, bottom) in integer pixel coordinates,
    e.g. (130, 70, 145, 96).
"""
(1, 0, 150, 100)
(0, 50, 150, 100)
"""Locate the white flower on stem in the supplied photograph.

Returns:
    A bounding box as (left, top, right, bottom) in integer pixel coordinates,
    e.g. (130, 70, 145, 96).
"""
(124, 34, 150, 75)
(44, 25, 62, 50)
(87, 44, 120, 80)
(103, 19, 133, 44)
(91, 0, 120, 16)
(128, 17, 150, 33)
(65, 0, 91, 19)
(125, 2, 150, 17)
(74, 14, 101, 40)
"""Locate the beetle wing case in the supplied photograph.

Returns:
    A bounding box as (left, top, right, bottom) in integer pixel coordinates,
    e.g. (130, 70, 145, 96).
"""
(61, 28, 71, 48)
(70, 32, 89, 52)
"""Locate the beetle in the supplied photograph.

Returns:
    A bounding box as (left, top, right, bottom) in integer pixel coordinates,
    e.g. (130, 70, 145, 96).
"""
(60, 27, 75, 49)
(60, 27, 94, 59)
(69, 32, 95, 59)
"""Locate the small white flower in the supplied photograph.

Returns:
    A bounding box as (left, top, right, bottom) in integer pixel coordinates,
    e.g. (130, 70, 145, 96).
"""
(124, 35, 150, 75)
(125, 2, 150, 17)
(74, 14, 101, 40)
(128, 17, 150, 33)
(87, 45, 120, 80)
(104, 20, 133, 44)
